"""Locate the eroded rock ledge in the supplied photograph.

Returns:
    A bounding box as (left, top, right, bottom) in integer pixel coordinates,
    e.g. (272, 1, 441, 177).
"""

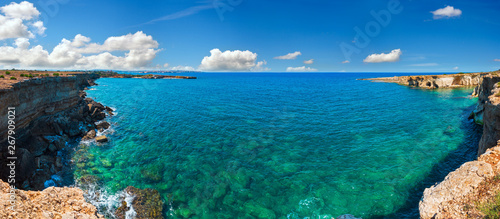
(0, 179, 104, 218)
(397, 71, 500, 218)
(361, 72, 487, 89)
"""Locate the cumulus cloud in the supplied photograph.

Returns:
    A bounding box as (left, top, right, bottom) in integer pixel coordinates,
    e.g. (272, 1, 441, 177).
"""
(169, 65, 196, 71)
(0, 31, 160, 69)
(0, 1, 159, 71)
(32, 21, 45, 35)
(286, 66, 318, 72)
(342, 60, 350, 64)
(199, 48, 267, 71)
(431, 6, 462, 19)
(274, 51, 302, 60)
(363, 49, 402, 63)
(1, 1, 39, 19)
(304, 59, 314, 64)
(0, 1, 45, 40)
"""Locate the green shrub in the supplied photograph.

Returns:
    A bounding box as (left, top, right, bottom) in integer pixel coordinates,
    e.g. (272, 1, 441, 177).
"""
(45, 73, 49, 77)
(5, 71, 11, 75)
(20, 74, 25, 77)
(10, 77, 16, 80)
(0, 75, 4, 78)
(496, 92, 500, 97)
(28, 75, 33, 78)
(478, 191, 500, 219)
(53, 73, 60, 76)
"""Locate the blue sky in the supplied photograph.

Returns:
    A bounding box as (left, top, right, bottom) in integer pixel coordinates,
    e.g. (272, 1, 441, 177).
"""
(0, 0, 499, 72)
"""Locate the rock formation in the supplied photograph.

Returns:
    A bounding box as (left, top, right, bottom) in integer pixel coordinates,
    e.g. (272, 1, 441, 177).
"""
(418, 71, 500, 218)
(419, 144, 500, 218)
(0, 73, 111, 190)
(361, 73, 487, 89)
(0, 179, 104, 218)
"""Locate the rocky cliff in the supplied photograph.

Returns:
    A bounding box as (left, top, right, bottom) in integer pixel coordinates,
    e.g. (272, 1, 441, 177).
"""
(474, 75, 500, 154)
(0, 73, 110, 190)
(419, 72, 500, 218)
(362, 73, 487, 89)
(0, 179, 104, 218)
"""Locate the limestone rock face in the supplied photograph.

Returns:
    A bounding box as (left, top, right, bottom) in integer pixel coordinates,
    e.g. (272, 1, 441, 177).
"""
(0, 74, 110, 190)
(419, 161, 494, 218)
(0, 179, 104, 218)
(362, 73, 486, 89)
(476, 75, 500, 154)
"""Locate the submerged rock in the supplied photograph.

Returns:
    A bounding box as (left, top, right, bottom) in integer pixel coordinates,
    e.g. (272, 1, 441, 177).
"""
(120, 186, 164, 219)
(83, 129, 97, 140)
(337, 215, 362, 219)
(95, 135, 108, 143)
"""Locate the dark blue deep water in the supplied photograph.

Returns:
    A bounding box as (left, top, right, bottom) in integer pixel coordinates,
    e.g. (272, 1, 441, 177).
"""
(81, 73, 481, 218)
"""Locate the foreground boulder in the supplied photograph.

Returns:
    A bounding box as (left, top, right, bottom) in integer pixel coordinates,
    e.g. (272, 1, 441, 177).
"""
(0, 179, 104, 218)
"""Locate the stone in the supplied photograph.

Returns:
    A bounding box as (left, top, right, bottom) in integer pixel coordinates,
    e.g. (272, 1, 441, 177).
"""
(0, 179, 104, 218)
(124, 186, 164, 219)
(48, 144, 57, 152)
(83, 129, 96, 140)
(337, 215, 362, 219)
(419, 161, 495, 218)
(95, 135, 108, 143)
(96, 121, 110, 130)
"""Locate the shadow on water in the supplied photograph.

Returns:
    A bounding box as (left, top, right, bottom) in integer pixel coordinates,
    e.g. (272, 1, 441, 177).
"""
(372, 104, 483, 219)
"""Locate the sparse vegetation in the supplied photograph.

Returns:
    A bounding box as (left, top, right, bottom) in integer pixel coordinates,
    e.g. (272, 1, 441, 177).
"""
(53, 73, 60, 76)
(20, 74, 25, 77)
(0, 75, 4, 78)
(477, 189, 500, 218)
(10, 77, 16, 80)
(495, 92, 500, 97)
(5, 71, 11, 75)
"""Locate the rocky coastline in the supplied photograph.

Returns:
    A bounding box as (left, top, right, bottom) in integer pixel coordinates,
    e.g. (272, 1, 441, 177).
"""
(360, 72, 487, 89)
(0, 71, 173, 218)
(364, 71, 500, 218)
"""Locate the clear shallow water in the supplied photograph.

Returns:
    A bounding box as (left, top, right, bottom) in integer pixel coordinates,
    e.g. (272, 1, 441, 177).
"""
(81, 73, 481, 218)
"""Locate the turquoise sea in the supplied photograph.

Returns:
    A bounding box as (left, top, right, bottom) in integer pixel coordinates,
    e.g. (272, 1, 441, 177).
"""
(79, 73, 481, 218)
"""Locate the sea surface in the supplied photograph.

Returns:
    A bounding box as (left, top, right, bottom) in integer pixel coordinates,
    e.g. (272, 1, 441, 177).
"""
(79, 73, 482, 218)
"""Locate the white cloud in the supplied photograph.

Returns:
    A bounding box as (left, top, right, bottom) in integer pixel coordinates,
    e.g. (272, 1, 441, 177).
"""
(453, 66, 459, 70)
(494, 59, 500, 62)
(342, 60, 350, 64)
(274, 51, 302, 60)
(32, 21, 45, 35)
(304, 59, 314, 64)
(169, 65, 195, 71)
(409, 63, 438, 67)
(199, 48, 267, 71)
(0, 1, 40, 20)
(77, 31, 159, 53)
(286, 66, 318, 72)
(363, 49, 402, 63)
(0, 31, 160, 70)
(163, 63, 169, 68)
(0, 16, 32, 40)
(431, 6, 462, 19)
(0, 1, 45, 40)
